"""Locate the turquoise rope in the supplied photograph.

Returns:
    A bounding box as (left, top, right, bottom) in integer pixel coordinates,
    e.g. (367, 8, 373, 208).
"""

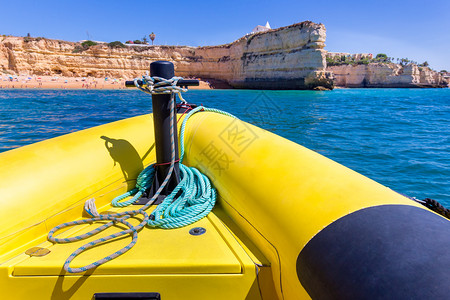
(179, 106, 237, 162)
(145, 106, 235, 229)
(47, 76, 237, 273)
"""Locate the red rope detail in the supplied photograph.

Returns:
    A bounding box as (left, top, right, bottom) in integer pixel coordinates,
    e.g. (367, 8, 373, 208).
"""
(177, 103, 193, 123)
(153, 159, 180, 167)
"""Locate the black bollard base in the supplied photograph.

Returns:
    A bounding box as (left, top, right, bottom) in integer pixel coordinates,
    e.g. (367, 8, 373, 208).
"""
(134, 167, 181, 205)
(134, 61, 181, 205)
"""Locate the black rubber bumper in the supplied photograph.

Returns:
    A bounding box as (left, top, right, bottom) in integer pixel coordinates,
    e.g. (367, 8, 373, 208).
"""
(297, 205, 450, 299)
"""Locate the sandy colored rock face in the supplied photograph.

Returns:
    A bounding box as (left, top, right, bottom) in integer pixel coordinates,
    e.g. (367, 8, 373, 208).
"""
(328, 63, 448, 88)
(0, 21, 333, 90)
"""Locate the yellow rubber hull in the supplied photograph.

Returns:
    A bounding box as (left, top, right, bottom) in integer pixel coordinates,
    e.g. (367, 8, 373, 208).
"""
(0, 112, 448, 299)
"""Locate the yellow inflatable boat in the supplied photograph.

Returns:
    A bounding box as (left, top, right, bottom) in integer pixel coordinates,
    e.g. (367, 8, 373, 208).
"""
(0, 62, 449, 299)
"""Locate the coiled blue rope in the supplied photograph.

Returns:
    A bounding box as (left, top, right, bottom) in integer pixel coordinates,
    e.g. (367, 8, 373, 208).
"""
(48, 76, 236, 273)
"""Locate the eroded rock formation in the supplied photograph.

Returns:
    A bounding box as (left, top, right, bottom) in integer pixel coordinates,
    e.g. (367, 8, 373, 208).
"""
(2, 23, 446, 89)
(0, 21, 333, 90)
(328, 63, 448, 88)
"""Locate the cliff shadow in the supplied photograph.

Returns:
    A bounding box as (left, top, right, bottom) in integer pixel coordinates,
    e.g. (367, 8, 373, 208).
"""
(101, 136, 154, 189)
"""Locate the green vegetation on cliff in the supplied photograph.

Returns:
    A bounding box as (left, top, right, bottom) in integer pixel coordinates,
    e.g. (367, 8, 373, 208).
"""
(327, 53, 434, 70)
(107, 41, 126, 48)
(72, 40, 98, 53)
(326, 53, 393, 66)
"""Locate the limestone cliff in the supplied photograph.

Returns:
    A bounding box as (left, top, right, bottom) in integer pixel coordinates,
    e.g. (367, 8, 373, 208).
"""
(328, 63, 449, 88)
(0, 21, 333, 90)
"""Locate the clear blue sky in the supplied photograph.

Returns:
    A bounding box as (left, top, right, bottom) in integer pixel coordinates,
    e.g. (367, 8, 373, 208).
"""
(1, 0, 449, 70)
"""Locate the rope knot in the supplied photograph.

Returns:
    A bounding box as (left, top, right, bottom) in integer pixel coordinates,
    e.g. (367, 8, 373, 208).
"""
(134, 75, 188, 103)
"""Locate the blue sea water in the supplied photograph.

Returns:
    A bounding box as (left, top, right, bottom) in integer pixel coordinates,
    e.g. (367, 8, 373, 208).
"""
(0, 88, 448, 205)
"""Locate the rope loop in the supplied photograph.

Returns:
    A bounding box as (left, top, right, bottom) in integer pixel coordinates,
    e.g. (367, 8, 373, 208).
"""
(48, 93, 178, 273)
(135, 76, 188, 103)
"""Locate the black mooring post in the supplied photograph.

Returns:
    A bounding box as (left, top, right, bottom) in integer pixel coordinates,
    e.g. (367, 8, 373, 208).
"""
(137, 61, 180, 204)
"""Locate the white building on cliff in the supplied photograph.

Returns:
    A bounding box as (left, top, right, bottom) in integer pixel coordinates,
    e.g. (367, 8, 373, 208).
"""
(251, 21, 271, 34)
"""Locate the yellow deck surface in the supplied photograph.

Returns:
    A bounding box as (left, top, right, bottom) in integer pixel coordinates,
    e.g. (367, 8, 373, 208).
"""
(13, 210, 243, 276)
(1, 210, 263, 299)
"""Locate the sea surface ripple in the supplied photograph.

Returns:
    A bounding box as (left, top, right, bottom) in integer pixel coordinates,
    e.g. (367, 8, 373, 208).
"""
(0, 88, 448, 205)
